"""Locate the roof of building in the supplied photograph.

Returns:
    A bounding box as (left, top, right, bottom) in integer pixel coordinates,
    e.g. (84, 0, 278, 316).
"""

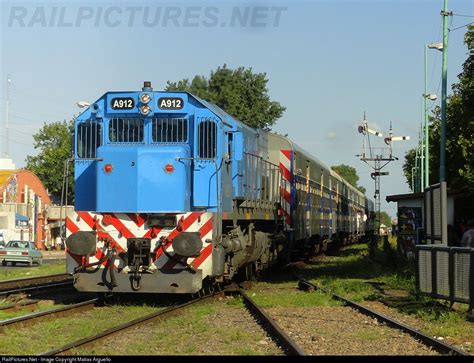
(0, 169, 52, 205)
(0, 170, 15, 187)
(386, 192, 424, 202)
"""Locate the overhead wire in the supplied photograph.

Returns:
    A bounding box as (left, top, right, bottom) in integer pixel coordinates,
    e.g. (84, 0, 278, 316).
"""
(449, 22, 474, 32)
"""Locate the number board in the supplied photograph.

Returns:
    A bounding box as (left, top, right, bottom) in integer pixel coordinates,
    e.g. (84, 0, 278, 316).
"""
(158, 97, 184, 110)
(111, 97, 135, 110)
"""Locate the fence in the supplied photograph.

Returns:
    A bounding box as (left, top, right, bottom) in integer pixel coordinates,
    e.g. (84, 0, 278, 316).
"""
(416, 245, 474, 310)
(424, 182, 448, 244)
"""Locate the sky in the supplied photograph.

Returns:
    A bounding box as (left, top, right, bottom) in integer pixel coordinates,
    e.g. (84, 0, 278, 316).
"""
(0, 0, 473, 218)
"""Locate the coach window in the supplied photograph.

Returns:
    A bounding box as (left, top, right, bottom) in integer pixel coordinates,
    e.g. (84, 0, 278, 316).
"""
(109, 118, 144, 143)
(198, 120, 217, 159)
(77, 122, 102, 158)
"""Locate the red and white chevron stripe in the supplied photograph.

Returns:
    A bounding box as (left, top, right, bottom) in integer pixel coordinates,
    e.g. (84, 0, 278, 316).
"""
(279, 150, 292, 230)
(66, 212, 214, 277)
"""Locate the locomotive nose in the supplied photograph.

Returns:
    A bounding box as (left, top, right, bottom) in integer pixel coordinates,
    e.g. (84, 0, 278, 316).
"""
(96, 145, 191, 212)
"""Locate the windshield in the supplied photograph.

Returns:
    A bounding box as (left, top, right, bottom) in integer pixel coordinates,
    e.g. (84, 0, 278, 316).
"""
(6, 241, 29, 249)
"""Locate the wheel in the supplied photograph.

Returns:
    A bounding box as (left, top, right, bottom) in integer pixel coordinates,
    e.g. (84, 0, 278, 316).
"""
(1, 260, 6, 266)
(36, 259, 43, 266)
(11, 262, 16, 266)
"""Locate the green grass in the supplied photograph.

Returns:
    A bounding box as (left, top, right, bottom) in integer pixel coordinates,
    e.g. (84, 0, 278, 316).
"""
(0, 262, 66, 281)
(69, 298, 280, 356)
(0, 302, 66, 320)
(0, 304, 158, 355)
(292, 240, 473, 347)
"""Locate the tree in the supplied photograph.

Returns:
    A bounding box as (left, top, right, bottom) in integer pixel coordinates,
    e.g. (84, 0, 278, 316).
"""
(402, 148, 417, 191)
(403, 25, 474, 191)
(377, 211, 392, 227)
(331, 164, 367, 194)
(26, 120, 74, 203)
(166, 64, 286, 129)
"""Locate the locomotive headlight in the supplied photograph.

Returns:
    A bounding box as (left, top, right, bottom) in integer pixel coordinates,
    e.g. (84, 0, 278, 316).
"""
(140, 104, 151, 115)
(140, 93, 151, 104)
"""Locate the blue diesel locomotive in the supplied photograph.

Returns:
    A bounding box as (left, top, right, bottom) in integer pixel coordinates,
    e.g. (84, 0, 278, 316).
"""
(66, 82, 373, 293)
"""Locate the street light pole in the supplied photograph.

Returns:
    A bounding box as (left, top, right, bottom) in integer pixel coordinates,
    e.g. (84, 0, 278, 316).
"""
(424, 45, 428, 189)
(424, 43, 442, 189)
(420, 123, 424, 191)
(440, 0, 450, 182)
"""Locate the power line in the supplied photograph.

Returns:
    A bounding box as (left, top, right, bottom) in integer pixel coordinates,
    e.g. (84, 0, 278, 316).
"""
(10, 87, 74, 105)
(9, 106, 72, 120)
(6, 137, 33, 147)
(452, 13, 474, 18)
(9, 127, 35, 136)
(449, 22, 474, 32)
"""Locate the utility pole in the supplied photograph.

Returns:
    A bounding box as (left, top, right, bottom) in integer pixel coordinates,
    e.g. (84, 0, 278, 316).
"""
(440, 0, 450, 182)
(424, 45, 429, 189)
(420, 123, 424, 192)
(357, 115, 409, 235)
(4, 76, 11, 158)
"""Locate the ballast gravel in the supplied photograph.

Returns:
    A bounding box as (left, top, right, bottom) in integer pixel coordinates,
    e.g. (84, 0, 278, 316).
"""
(265, 306, 439, 355)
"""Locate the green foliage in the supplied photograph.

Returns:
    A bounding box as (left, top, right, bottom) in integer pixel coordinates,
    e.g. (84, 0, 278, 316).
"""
(403, 25, 474, 192)
(166, 64, 286, 129)
(403, 148, 417, 191)
(377, 211, 392, 227)
(25, 120, 74, 202)
(331, 164, 367, 193)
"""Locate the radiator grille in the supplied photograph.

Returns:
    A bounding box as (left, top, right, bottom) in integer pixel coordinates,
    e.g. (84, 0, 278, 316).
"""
(109, 118, 144, 143)
(198, 119, 217, 159)
(77, 121, 102, 158)
(152, 118, 188, 143)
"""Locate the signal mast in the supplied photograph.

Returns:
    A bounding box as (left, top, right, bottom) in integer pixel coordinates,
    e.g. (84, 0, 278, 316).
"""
(357, 113, 409, 235)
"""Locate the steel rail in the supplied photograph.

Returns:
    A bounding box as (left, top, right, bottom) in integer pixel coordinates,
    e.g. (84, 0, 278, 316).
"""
(239, 289, 307, 356)
(0, 298, 99, 332)
(297, 277, 469, 357)
(0, 280, 74, 297)
(38, 286, 234, 356)
(0, 273, 72, 291)
(0, 299, 39, 312)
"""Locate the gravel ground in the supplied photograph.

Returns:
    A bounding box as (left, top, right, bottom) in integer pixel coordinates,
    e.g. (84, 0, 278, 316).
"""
(266, 306, 439, 355)
(361, 300, 472, 354)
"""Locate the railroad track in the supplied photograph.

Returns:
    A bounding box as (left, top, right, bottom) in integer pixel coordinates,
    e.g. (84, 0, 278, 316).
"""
(295, 277, 469, 357)
(239, 289, 306, 356)
(38, 288, 232, 356)
(0, 274, 73, 297)
(33, 284, 305, 356)
(0, 298, 100, 332)
(0, 299, 40, 312)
